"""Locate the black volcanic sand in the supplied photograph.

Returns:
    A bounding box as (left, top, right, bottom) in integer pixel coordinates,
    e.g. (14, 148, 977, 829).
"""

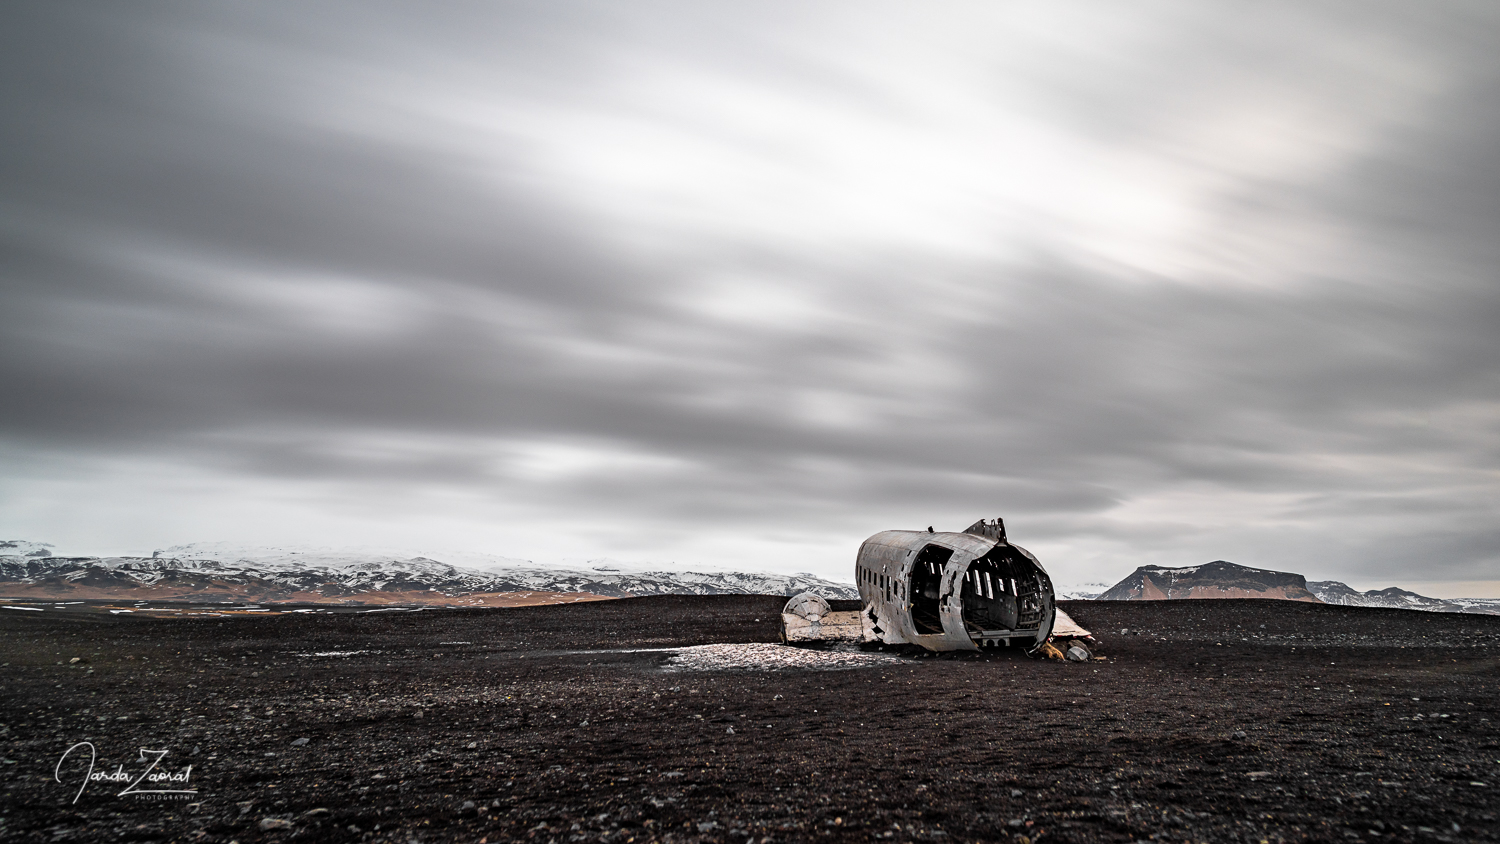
(2, 597, 1498, 843)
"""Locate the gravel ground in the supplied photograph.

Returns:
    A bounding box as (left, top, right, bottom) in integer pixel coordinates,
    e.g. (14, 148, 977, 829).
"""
(1, 595, 1498, 843)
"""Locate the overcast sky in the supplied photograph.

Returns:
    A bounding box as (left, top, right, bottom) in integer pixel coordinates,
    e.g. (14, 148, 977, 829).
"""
(2, 1, 1497, 593)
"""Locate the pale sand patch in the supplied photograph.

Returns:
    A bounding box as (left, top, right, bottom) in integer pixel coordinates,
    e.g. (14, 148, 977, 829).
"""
(662, 642, 904, 672)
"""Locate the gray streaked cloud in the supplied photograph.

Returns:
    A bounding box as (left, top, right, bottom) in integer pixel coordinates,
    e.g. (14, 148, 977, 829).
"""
(1, 1, 1497, 591)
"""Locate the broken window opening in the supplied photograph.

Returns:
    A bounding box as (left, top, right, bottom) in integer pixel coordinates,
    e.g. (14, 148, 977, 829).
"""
(908, 544, 952, 634)
(961, 546, 1053, 643)
(961, 552, 1018, 635)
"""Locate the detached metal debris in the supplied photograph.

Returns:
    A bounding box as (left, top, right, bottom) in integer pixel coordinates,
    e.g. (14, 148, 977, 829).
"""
(780, 593, 872, 644)
(782, 517, 1093, 654)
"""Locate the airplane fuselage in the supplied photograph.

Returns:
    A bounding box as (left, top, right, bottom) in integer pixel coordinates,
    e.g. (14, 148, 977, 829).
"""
(856, 529, 1055, 651)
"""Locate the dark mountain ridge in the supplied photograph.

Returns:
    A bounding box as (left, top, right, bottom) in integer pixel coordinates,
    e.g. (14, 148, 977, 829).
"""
(1100, 560, 1500, 615)
(1099, 560, 1321, 602)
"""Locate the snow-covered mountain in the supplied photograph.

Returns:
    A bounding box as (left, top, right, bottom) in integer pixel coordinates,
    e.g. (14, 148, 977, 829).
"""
(0, 540, 858, 604)
(1055, 581, 1111, 600)
(0, 540, 55, 558)
(1306, 581, 1500, 615)
(1448, 597, 1500, 615)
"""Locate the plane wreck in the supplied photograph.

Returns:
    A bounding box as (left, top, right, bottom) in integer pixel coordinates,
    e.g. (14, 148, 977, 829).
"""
(783, 518, 1060, 652)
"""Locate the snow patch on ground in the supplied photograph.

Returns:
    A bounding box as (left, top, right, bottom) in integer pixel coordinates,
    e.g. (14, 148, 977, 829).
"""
(661, 643, 904, 672)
